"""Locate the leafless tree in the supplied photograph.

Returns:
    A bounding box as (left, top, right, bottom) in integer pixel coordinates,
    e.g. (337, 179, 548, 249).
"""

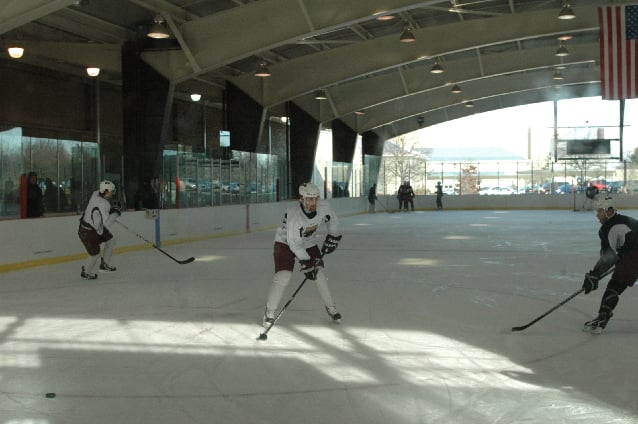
(380, 134, 427, 194)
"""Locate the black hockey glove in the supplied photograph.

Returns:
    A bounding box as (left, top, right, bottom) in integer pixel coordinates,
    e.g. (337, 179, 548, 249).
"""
(300, 259, 319, 280)
(109, 206, 122, 216)
(582, 271, 600, 294)
(321, 234, 342, 255)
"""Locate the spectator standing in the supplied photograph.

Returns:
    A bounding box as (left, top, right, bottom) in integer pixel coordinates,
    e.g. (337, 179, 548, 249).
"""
(368, 183, 377, 213)
(134, 177, 159, 210)
(435, 181, 444, 210)
(44, 177, 68, 212)
(26, 171, 44, 218)
(583, 182, 599, 211)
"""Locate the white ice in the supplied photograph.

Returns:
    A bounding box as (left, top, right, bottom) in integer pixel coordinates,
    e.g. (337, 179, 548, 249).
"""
(1, 209, 637, 424)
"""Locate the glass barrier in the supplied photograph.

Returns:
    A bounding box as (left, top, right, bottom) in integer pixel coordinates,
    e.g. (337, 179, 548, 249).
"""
(159, 149, 283, 208)
(377, 158, 638, 196)
(0, 128, 99, 219)
(3, 128, 638, 221)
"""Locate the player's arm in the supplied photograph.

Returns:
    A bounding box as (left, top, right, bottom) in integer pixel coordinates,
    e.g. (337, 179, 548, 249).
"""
(320, 202, 342, 255)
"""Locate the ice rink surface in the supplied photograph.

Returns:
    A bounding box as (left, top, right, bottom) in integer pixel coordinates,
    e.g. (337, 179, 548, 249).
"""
(1, 209, 638, 424)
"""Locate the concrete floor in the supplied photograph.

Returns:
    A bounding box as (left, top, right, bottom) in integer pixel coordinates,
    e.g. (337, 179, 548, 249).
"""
(1, 209, 637, 424)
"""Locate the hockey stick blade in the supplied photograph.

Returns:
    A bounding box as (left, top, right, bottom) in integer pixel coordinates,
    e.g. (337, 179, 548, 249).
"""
(152, 244, 195, 264)
(511, 268, 614, 332)
(176, 256, 195, 264)
(511, 288, 583, 332)
(116, 220, 195, 265)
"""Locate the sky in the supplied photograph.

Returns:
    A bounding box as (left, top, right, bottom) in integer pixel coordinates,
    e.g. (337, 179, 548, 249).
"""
(414, 97, 638, 160)
(1, 209, 637, 424)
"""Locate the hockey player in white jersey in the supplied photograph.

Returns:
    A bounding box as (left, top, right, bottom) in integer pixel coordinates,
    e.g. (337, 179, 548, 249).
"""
(77, 180, 122, 279)
(262, 182, 343, 328)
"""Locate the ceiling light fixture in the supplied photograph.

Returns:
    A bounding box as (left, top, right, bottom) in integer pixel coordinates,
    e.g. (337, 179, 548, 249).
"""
(254, 62, 272, 77)
(86, 67, 100, 77)
(7, 46, 24, 59)
(147, 14, 170, 39)
(399, 25, 416, 43)
(374, 12, 396, 21)
(558, 1, 576, 20)
(555, 41, 569, 57)
(464, 101, 475, 108)
(314, 89, 328, 100)
(552, 69, 565, 80)
(190, 93, 202, 102)
(430, 59, 444, 74)
(355, 109, 365, 115)
(451, 84, 462, 94)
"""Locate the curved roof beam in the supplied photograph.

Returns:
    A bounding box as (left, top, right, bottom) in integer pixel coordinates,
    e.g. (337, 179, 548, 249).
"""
(0, 0, 76, 34)
(225, 6, 597, 107)
(292, 42, 599, 123)
(373, 82, 602, 139)
(355, 68, 600, 133)
(141, 0, 440, 82)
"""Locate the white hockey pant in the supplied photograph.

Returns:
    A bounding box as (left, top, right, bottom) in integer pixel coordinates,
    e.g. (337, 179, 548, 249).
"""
(83, 237, 115, 273)
(102, 237, 115, 265)
(266, 269, 335, 314)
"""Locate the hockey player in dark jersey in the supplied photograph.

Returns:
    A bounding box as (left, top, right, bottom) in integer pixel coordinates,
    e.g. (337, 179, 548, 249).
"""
(397, 180, 415, 212)
(262, 182, 342, 328)
(582, 197, 638, 333)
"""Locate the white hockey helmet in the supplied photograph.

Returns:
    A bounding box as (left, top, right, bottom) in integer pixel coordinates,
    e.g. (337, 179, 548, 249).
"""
(99, 180, 116, 194)
(299, 182, 320, 198)
(595, 196, 615, 212)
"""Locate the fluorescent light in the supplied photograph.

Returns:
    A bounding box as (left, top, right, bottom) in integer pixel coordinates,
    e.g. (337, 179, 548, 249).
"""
(254, 62, 271, 77)
(147, 14, 170, 39)
(8, 47, 24, 58)
(86, 67, 100, 77)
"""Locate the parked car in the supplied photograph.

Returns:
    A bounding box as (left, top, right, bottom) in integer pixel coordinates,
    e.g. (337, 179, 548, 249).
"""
(555, 183, 575, 194)
(589, 179, 608, 192)
(521, 184, 541, 193)
(606, 181, 623, 193)
(480, 187, 514, 195)
(180, 178, 197, 190)
(222, 182, 242, 193)
(497, 187, 515, 195)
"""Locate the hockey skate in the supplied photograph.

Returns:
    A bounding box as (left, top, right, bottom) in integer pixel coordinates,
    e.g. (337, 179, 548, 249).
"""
(99, 259, 117, 272)
(583, 312, 613, 334)
(80, 266, 98, 280)
(325, 306, 342, 323)
(262, 310, 275, 328)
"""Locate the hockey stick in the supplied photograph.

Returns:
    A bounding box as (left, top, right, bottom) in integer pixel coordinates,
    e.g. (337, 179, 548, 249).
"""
(511, 267, 614, 332)
(115, 220, 195, 265)
(257, 276, 309, 341)
(376, 198, 394, 214)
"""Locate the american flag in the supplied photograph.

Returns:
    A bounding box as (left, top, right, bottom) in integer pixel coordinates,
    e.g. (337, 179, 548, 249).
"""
(598, 5, 638, 100)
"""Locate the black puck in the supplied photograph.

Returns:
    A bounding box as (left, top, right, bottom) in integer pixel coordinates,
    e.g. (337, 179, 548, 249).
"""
(45, 393, 56, 398)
